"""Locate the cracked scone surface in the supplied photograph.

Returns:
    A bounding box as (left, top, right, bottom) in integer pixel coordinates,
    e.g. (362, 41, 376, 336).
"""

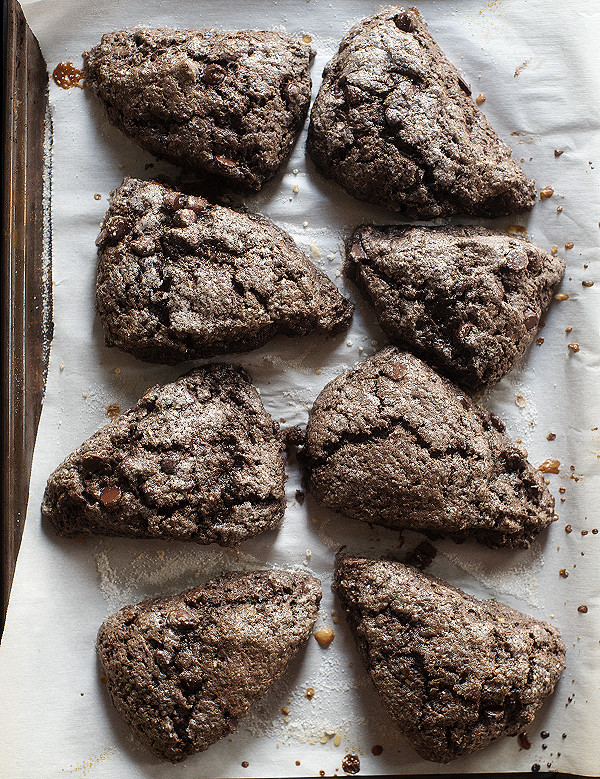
(42, 365, 285, 546)
(95, 178, 353, 363)
(333, 554, 565, 763)
(84, 29, 313, 191)
(303, 347, 554, 548)
(346, 225, 565, 390)
(307, 7, 535, 218)
(98, 570, 322, 761)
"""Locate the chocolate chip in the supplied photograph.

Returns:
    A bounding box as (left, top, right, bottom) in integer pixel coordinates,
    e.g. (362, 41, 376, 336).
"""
(100, 486, 121, 505)
(523, 309, 539, 330)
(80, 453, 106, 473)
(394, 12, 416, 32)
(457, 76, 471, 96)
(505, 249, 529, 270)
(173, 208, 198, 227)
(161, 457, 177, 474)
(186, 195, 209, 213)
(343, 83, 364, 107)
(384, 105, 403, 129)
(349, 239, 367, 261)
(167, 606, 196, 629)
(214, 155, 236, 167)
(203, 63, 226, 85)
(103, 216, 129, 244)
(163, 190, 187, 210)
(130, 236, 156, 256)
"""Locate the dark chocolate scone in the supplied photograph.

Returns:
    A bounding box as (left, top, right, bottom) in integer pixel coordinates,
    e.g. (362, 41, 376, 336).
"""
(302, 347, 554, 548)
(42, 365, 285, 546)
(307, 7, 535, 218)
(98, 570, 322, 761)
(333, 554, 565, 763)
(84, 29, 314, 192)
(95, 178, 353, 363)
(346, 225, 565, 390)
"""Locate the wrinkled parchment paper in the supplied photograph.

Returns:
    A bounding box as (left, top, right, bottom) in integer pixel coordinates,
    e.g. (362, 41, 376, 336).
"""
(2, 0, 599, 776)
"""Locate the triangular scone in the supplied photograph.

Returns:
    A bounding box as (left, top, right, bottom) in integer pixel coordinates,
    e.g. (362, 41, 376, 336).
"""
(307, 7, 535, 218)
(95, 178, 353, 363)
(303, 348, 554, 548)
(84, 29, 314, 192)
(346, 225, 565, 390)
(333, 554, 565, 763)
(42, 365, 285, 546)
(98, 570, 322, 761)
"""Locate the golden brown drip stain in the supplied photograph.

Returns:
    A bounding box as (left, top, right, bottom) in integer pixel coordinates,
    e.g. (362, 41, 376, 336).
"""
(506, 224, 528, 239)
(52, 61, 85, 89)
(538, 458, 560, 474)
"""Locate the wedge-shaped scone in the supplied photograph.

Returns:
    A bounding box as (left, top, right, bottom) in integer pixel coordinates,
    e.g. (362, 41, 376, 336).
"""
(307, 7, 535, 218)
(346, 225, 565, 390)
(95, 178, 353, 363)
(84, 29, 314, 191)
(98, 570, 322, 761)
(333, 554, 565, 762)
(302, 348, 554, 548)
(42, 365, 285, 546)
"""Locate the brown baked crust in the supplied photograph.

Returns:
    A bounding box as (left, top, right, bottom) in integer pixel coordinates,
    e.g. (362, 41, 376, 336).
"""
(98, 570, 322, 761)
(84, 28, 314, 192)
(307, 7, 535, 218)
(333, 554, 565, 763)
(42, 364, 286, 546)
(94, 178, 353, 364)
(302, 347, 555, 548)
(346, 225, 565, 390)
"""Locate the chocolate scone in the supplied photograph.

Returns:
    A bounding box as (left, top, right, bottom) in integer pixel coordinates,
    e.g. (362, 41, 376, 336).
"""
(333, 554, 565, 763)
(84, 29, 314, 191)
(95, 178, 353, 363)
(346, 225, 565, 390)
(307, 7, 535, 218)
(98, 570, 322, 761)
(302, 348, 554, 548)
(42, 365, 285, 546)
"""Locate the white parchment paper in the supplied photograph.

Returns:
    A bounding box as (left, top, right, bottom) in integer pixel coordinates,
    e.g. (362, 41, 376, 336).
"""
(2, 0, 600, 776)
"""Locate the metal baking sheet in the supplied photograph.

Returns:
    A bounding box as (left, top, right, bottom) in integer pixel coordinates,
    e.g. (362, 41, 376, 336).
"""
(1, 0, 599, 777)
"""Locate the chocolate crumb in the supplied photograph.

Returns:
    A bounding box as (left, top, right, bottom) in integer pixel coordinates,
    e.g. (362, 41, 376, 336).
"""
(105, 403, 121, 419)
(342, 754, 361, 774)
(295, 490, 305, 505)
(241, 761, 249, 768)
(283, 425, 305, 450)
(565, 525, 572, 533)
(531, 765, 540, 773)
(540, 731, 550, 739)
(518, 732, 532, 750)
(582, 280, 594, 287)
(554, 149, 564, 157)
(405, 540, 437, 569)
(547, 433, 556, 441)
(577, 605, 588, 613)
(559, 569, 568, 578)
